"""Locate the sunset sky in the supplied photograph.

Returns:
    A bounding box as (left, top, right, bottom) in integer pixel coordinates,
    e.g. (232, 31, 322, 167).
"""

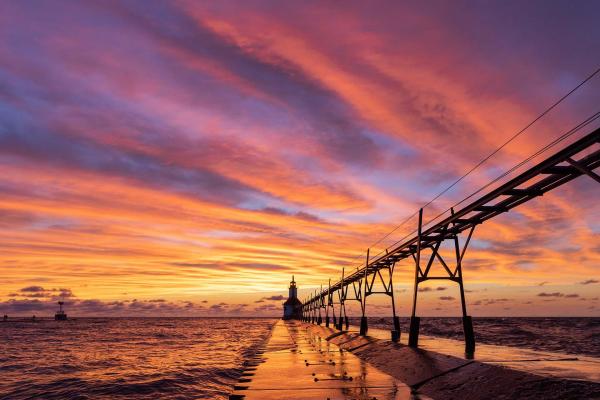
(1, 1, 599, 317)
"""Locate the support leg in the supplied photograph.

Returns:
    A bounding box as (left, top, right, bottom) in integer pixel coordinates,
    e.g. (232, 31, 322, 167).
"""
(455, 223, 476, 356)
(360, 250, 370, 336)
(389, 265, 400, 342)
(408, 316, 420, 347)
(463, 315, 475, 356)
(392, 316, 401, 342)
(360, 316, 368, 336)
(337, 304, 344, 330)
(359, 274, 368, 335)
(409, 209, 423, 348)
(459, 277, 475, 355)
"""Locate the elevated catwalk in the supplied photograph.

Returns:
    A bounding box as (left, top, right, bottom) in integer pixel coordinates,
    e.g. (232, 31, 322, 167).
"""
(302, 127, 600, 354)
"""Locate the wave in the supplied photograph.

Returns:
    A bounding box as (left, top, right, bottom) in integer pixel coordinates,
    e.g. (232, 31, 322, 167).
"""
(0, 318, 277, 400)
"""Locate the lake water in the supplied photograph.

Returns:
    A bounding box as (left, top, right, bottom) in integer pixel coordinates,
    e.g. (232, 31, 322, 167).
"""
(357, 316, 600, 357)
(1, 317, 597, 399)
(0, 318, 275, 400)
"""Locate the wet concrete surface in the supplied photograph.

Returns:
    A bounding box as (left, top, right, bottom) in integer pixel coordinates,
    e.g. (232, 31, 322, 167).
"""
(229, 320, 422, 399)
(362, 325, 600, 382)
(230, 321, 600, 399)
(309, 323, 600, 399)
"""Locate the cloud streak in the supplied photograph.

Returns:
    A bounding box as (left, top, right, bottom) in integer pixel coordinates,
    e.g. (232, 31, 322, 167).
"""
(0, 1, 599, 316)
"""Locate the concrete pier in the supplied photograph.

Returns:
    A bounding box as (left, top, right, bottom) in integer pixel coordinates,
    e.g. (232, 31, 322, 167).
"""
(229, 320, 415, 399)
(230, 321, 600, 399)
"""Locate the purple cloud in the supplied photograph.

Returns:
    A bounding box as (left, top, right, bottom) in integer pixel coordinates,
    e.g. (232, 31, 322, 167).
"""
(20, 286, 45, 293)
(263, 295, 286, 301)
(538, 292, 564, 297)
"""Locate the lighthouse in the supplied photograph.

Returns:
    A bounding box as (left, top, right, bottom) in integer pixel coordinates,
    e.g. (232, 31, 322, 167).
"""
(55, 301, 67, 321)
(282, 276, 302, 320)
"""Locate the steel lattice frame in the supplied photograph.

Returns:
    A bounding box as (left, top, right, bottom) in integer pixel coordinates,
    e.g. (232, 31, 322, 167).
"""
(301, 127, 600, 354)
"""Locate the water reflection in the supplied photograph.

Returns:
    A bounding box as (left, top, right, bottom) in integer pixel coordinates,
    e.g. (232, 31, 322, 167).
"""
(0, 318, 275, 399)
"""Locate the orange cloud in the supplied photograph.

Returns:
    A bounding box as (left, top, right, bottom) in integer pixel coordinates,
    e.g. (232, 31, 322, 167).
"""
(0, 1, 598, 317)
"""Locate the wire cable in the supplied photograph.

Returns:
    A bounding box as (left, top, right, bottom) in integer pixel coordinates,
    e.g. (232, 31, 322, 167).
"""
(419, 66, 600, 211)
(421, 110, 600, 232)
(343, 65, 600, 270)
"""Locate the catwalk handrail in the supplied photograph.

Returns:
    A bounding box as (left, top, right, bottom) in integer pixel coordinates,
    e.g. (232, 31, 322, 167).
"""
(305, 127, 600, 305)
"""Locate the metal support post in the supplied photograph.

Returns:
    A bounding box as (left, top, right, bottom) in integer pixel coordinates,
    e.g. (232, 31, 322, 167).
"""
(317, 285, 323, 325)
(313, 294, 317, 324)
(332, 289, 337, 328)
(337, 268, 345, 330)
(325, 279, 331, 327)
(389, 262, 401, 342)
(360, 249, 369, 336)
(344, 303, 349, 330)
(312, 291, 317, 324)
(409, 208, 423, 348)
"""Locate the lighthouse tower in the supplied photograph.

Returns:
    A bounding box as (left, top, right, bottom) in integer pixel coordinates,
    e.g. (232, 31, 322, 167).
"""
(55, 301, 67, 321)
(282, 276, 302, 320)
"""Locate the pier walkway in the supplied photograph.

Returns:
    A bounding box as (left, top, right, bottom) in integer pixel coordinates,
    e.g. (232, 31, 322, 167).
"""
(229, 320, 418, 400)
(230, 320, 600, 400)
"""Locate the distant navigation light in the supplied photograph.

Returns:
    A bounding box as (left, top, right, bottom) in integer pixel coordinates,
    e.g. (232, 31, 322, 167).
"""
(55, 301, 67, 321)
